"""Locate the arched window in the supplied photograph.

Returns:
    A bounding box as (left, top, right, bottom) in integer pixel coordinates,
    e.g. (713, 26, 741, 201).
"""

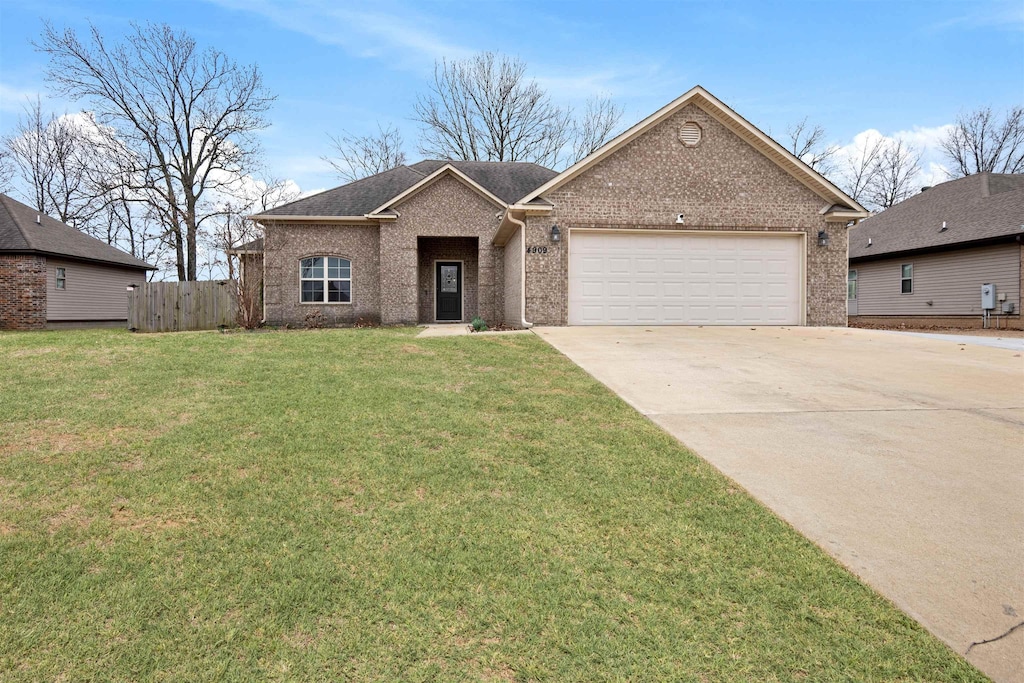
(300, 257, 351, 303)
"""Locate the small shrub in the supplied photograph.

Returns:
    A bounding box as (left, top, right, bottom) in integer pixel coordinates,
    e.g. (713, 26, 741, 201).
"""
(304, 309, 325, 329)
(471, 316, 488, 332)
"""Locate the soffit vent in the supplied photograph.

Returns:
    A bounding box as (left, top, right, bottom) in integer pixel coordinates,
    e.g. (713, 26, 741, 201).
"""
(679, 121, 702, 147)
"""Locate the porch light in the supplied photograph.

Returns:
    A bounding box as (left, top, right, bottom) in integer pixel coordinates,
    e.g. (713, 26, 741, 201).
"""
(550, 225, 561, 242)
(817, 229, 829, 247)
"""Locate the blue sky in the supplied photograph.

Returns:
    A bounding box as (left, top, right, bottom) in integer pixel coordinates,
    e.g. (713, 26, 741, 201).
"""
(1, 0, 1022, 195)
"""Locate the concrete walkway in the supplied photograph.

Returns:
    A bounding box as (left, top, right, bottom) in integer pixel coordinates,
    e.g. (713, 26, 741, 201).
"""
(881, 330, 1024, 352)
(535, 325, 1024, 683)
(417, 325, 533, 338)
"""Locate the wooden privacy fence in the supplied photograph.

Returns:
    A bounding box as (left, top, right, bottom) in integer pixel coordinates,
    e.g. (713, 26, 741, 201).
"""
(127, 280, 237, 332)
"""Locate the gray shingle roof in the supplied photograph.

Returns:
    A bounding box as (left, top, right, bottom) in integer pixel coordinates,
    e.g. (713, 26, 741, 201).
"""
(258, 160, 558, 218)
(409, 160, 558, 204)
(0, 193, 154, 269)
(849, 173, 1024, 260)
(226, 237, 263, 253)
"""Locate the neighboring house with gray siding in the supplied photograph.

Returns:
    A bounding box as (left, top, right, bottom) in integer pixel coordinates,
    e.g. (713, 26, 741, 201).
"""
(0, 193, 154, 330)
(848, 174, 1024, 329)
(247, 86, 866, 328)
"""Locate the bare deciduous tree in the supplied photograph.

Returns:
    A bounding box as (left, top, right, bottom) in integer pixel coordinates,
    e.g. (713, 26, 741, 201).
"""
(0, 148, 14, 193)
(37, 21, 275, 281)
(835, 131, 885, 205)
(214, 177, 298, 328)
(2, 98, 98, 229)
(867, 138, 921, 209)
(939, 105, 1024, 177)
(414, 52, 619, 169)
(785, 117, 838, 176)
(572, 96, 624, 163)
(324, 123, 406, 182)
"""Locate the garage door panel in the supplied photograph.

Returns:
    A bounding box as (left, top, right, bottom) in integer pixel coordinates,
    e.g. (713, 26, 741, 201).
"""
(663, 282, 686, 298)
(635, 281, 658, 298)
(568, 231, 802, 325)
(607, 281, 631, 297)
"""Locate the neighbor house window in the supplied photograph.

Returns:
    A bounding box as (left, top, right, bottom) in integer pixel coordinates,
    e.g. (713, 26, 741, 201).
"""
(847, 270, 857, 300)
(55, 267, 66, 290)
(300, 256, 351, 303)
(900, 264, 913, 294)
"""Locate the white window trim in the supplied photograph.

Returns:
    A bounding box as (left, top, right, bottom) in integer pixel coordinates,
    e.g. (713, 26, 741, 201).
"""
(299, 256, 353, 305)
(900, 264, 913, 295)
(847, 269, 857, 300)
(55, 267, 66, 291)
(433, 259, 465, 323)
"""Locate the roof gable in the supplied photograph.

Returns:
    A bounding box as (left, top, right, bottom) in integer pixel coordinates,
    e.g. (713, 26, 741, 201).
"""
(375, 164, 507, 213)
(254, 160, 557, 221)
(0, 193, 153, 269)
(519, 86, 866, 215)
(849, 173, 1024, 259)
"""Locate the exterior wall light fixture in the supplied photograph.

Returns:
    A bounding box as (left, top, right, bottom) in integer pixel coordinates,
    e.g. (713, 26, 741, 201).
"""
(550, 225, 561, 242)
(817, 229, 829, 247)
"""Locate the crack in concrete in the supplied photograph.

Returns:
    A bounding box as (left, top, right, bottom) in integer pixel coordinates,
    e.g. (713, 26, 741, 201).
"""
(965, 620, 1024, 654)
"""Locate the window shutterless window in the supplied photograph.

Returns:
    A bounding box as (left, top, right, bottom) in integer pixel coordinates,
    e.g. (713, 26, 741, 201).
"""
(55, 267, 66, 290)
(300, 257, 351, 303)
(900, 264, 913, 294)
(847, 270, 857, 300)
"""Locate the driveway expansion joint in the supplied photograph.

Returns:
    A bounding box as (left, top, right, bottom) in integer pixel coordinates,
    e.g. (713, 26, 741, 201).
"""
(643, 406, 1024, 417)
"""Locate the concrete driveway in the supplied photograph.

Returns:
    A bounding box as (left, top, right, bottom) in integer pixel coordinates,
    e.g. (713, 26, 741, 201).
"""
(535, 325, 1024, 683)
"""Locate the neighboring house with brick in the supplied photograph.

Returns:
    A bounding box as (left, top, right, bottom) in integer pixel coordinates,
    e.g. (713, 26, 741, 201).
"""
(0, 193, 154, 330)
(249, 86, 867, 328)
(848, 173, 1024, 329)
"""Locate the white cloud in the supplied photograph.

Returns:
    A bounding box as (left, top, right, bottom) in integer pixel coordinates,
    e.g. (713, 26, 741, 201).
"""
(532, 61, 689, 108)
(204, 0, 472, 68)
(832, 123, 955, 193)
(0, 82, 43, 113)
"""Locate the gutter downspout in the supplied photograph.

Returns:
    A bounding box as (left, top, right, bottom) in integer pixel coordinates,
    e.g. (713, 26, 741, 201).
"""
(506, 212, 533, 328)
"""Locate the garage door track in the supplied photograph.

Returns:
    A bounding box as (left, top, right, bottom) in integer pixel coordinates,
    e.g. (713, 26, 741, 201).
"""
(536, 325, 1024, 683)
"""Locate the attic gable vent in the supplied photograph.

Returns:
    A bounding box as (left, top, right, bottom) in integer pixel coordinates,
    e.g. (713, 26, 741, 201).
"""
(678, 121, 702, 147)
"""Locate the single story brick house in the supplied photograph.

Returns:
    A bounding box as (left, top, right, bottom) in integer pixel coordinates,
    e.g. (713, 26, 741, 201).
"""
(0, 193, 154, 330)
(848, 173, 1023, 329)
(248, 86, 867, 328)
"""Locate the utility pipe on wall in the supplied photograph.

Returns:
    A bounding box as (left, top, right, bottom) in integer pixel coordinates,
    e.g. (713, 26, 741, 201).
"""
(506, 212, 533, 328)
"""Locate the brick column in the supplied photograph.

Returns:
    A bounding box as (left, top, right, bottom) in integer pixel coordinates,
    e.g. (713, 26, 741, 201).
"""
(379, 224, 418, 324)
(0, 255, 47, 330)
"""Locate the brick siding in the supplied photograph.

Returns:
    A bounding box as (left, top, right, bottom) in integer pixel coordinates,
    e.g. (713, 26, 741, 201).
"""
(380, 174, 503, 325)
(262, 222, 381, 326)
(0, 254, 47, 330)
(523, 103, 850, 326)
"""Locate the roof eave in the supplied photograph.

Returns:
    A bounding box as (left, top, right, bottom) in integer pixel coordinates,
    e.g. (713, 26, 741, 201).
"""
(823, 209, 870, 222)
(1, 248, 155, 270)
(249, 215, 377, 223)
(849, 233, 1023, 262)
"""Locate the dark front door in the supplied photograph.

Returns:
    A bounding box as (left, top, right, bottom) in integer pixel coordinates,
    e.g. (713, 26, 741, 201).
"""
(435, 261, 462, 321)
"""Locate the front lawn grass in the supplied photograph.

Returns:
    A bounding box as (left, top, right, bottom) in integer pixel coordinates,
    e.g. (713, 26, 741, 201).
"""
(0, 328, 984, 681)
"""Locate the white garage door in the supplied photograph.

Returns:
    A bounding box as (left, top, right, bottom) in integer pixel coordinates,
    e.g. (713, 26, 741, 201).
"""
(568, 231, 802, 325)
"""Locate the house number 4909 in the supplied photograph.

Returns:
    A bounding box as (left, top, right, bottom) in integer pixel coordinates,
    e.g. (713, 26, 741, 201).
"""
(526, 245, 549, 254)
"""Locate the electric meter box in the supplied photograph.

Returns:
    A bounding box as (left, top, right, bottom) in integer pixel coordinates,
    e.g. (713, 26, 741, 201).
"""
(981, 283, 996, 310)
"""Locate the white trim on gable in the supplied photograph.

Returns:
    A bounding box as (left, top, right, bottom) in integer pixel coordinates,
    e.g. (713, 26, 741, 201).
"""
(518, 85, 868, 217)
